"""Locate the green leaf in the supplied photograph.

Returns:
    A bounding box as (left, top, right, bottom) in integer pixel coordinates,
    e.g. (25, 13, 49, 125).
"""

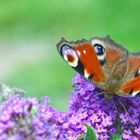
(112, 134, 122, 140)
(83, 124, 97, 140)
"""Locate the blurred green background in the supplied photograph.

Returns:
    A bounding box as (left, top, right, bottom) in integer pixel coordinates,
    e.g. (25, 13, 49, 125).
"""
(0, 0, 140, 111)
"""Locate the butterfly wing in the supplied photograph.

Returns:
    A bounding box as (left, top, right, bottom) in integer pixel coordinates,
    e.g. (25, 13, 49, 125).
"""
(91, 36, 129, 75)
(90, 36, 128, 69)
(91, 37, 140, 97)
(57, 38, 105, 85)
(90, 36, 129, 93)
(57, 37, 129, 92)
(122, 53, 140, 97)
(57, 37, 140, 97)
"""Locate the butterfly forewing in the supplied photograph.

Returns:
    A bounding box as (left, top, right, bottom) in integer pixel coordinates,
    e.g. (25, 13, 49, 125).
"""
(57, 38, 105, 84)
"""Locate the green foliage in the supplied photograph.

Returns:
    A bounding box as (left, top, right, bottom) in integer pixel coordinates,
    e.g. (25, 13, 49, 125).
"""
(0, 0, 139, 51)
(83, 124, 97, 140)
(112, 134, 122, 140)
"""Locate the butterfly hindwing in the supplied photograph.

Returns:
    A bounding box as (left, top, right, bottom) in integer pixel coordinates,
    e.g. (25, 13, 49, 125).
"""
(122, 53, 140, 97)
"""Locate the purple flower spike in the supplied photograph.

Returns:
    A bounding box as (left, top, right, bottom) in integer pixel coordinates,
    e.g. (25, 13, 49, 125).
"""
(68, 74, 140, 139)
(0, 75, 140, 140)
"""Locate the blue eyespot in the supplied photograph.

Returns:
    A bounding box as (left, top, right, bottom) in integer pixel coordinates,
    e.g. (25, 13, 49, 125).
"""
(61, 44, 71, 52)
(60, 44, 71, 56)
(94, 44, 105, 55)
(60, 44, 78, 67)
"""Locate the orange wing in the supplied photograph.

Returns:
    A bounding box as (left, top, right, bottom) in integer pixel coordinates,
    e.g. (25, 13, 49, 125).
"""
(75, 44, 105, 83)
(123, 77, 140, 96)
(57, 38, 105, 83)
(122, 53, 140, 96)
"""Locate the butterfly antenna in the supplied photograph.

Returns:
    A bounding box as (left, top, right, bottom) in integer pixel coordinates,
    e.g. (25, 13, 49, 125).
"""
(111, 99, 120, 114)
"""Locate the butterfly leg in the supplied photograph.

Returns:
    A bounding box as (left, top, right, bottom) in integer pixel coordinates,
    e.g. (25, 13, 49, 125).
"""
(111, 99, 120, 114)
(117, 97, 128, 114)
(92, 91, 105, 98)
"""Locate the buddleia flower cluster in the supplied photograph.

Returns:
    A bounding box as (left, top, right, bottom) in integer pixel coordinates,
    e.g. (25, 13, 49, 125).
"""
(0, 75, 140, 140)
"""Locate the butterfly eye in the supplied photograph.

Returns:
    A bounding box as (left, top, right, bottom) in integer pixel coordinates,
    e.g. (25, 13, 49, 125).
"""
(94, 44, 105, 55)
(60, 44, 78, 67)
(135, 68, 140, 77)
(93, 44, 106, 65)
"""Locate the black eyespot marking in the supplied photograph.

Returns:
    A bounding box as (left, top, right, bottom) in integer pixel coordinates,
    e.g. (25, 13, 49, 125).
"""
(73, 60, 84, 76)
(100, 59, 105, 65)
(88, 74, 94, 80)
(135, 91, 140, 97)
(129, 89, 133, 95)
(135, 69, 140, 77)
(94, 44, 105, 56)
(93, 44, 106, 65)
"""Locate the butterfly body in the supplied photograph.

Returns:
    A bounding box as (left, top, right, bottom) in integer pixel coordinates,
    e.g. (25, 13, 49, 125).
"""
(57, 36, 140, 98)
(103, 58, 128, 96)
